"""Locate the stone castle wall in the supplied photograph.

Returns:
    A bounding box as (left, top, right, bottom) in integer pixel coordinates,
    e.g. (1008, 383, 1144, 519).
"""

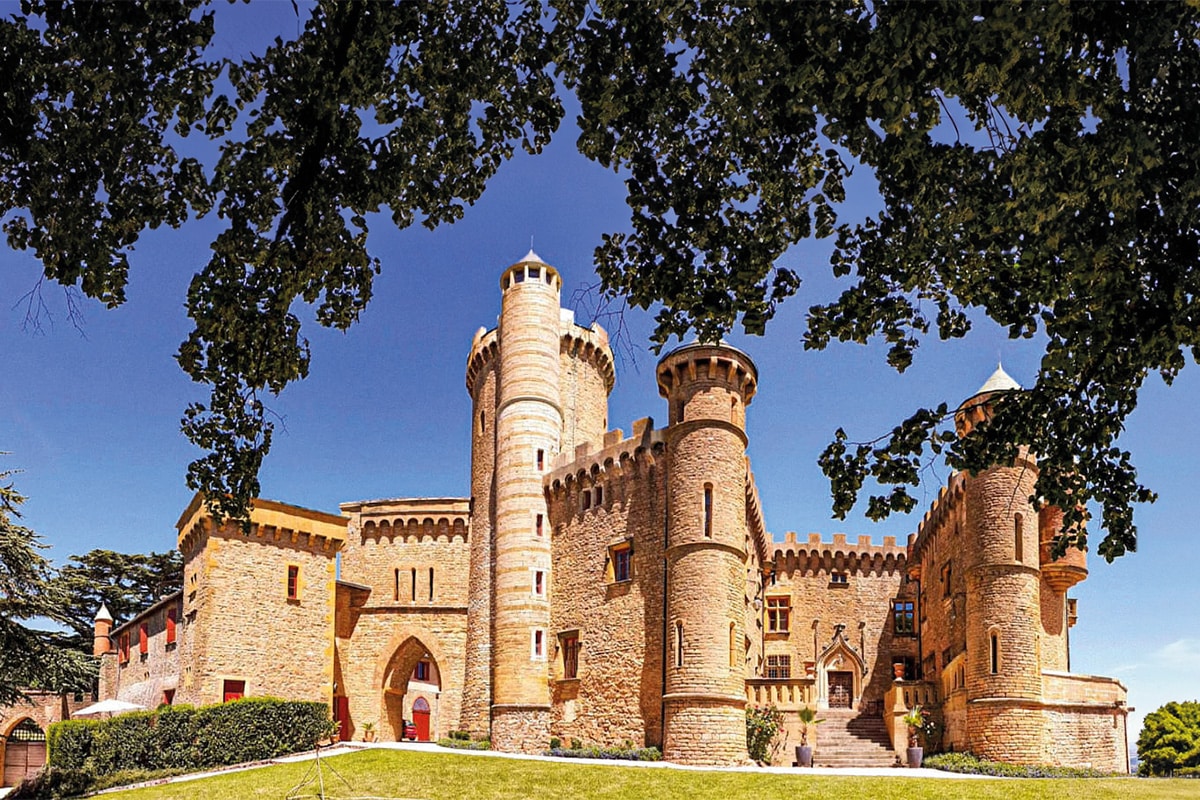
(102, 593, 183, 709)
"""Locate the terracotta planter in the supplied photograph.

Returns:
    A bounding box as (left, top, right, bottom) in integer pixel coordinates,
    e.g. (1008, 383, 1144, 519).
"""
(795, 745, 813, 768)
(907, 746, 923, 768)
(893, 663, 906, 680)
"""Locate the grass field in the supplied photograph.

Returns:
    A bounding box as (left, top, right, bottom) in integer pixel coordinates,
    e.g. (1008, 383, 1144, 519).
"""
(101, 748, 1196, 800)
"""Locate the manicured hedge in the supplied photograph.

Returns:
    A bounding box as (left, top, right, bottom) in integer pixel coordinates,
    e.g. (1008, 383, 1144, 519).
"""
(923, 751, 1112, 778)
(47, 697, 334, 776)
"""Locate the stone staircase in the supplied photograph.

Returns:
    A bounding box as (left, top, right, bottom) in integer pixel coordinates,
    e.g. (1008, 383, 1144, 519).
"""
(811, 709, 899, 768)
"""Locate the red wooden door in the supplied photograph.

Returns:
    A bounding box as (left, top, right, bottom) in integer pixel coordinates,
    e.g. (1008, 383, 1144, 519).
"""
(412, 697, 431, 742)
(333, 696, 351, 741)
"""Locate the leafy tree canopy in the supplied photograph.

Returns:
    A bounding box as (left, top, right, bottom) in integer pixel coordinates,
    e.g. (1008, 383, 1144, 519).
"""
(1137, 701, 1200, 776)
(0, 469, 96, 704)
(4, 1, 1199, 559)
(47, 549, 183, 648)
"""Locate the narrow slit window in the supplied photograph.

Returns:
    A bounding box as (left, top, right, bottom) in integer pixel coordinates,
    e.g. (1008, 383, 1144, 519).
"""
(537, 449, 545, 470)
(729, 623, 737, 669)
(286, 565, 299, 601)
(429, 567, 435, 600)
(674, 621, 684, 667)
(535, 513, 543, 537)
(479, 410, 486, 435)
(411, 568, 417, 602)
(533, 629, 544, 658)
(1014, 514, 1024, 562)
(594, 486, 603, 506)
(703, 484, 713, 538)
(990, 632, 1000, 675)
(394, 568, 400, 602)
(534, 570, 544, 596)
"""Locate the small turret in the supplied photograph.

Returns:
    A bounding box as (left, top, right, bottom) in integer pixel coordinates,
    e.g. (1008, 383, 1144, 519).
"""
(93, 603, 114, 657)
(955, 364, 1020, 438)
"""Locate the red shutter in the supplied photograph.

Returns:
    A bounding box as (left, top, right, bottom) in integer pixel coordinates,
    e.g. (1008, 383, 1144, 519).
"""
(166, 607, 177, 644)
(139, 623, 148, 655)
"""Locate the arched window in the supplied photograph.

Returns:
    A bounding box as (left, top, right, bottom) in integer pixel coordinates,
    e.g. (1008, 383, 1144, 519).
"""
(675, 621, 684, 667)
(703, 484, 713, 538)
(1014, 514, 1024, 563)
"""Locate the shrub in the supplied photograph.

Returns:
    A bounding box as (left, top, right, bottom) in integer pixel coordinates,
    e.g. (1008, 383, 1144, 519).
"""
(745, 705, 785, 764)
(46, 719, 98, 771)
(570, 738, 582, 750)
(449, 730, 472, 741)
(923, 751, 1110, 778)
(549, 737, 562, 749)
(9, 765, 96, 799)
(438, 737, 491, 751)
(545, 745, 662, 762)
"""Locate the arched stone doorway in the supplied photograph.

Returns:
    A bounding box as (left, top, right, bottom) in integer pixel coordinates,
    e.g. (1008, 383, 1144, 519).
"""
(816, 624, 867, 710)
(2, 718, 46, 787)
(380, 636, 442, 742)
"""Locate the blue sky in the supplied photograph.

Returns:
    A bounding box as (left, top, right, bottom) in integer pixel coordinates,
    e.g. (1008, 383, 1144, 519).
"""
(1, 1, 1196, 748)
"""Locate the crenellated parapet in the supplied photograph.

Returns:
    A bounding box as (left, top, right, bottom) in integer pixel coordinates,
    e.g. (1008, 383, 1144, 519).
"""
(745, 463, 771, 567)
(465, 327, 500, 397)
(907, 471, 968, 566)
(772, 532, 908, 577)
(176, 494, 346, 556)
(656, 342, 758, 408)
(544, 417, 665, 499)
(342, 497, 470, 544)
(560, 322, 615, 393)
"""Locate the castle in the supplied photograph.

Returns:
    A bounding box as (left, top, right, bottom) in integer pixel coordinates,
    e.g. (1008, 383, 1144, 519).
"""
(80, 252, 1129, 771)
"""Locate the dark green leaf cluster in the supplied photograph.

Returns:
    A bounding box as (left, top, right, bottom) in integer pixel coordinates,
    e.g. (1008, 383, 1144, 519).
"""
(0, 467, 97, 704)
(1138, 700, 1200, 776)
(46, 548, 182, 645)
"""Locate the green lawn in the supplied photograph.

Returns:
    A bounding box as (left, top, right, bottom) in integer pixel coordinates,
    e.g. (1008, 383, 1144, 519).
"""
(102, 749, 1194, 800)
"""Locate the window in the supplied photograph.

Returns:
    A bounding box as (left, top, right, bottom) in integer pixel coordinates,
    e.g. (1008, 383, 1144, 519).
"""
(479, 410, 486, 435)
(534, 570, 545, 596)
(581, 490, 592, 511)
(119, 632, 130, 665)
(990, 631, 1000, 675)
(415, 660, 430, 682)
(411, 568, 417, 601)
(561, 634, 580, 679)
(1014, 514, 1024, 562)
(613, 546, 631, 582)
(892, 600, 915, 635)
(162, 689, 175, 706)
(394, 568, 400, 602)
(287, 565, 299, 601)
(533, 629, 544, 659)
(537, 449, 545, 471)
(830, 571, 849, 585)
(703, 484, 713, 537)
(429, 567, 435, 601)
(941, 562, 952, 598)
(529, 266, 540, 280)
(166, 607, 177, 645)
(222, 679, 245, 703)
(766, 654, 791, 679)
(594, 485, 603, 506)
(674, 621, 684, 667)
(729, 623, 738, 668)
(535, 513, 543, 537)
(139, 622, 149, 655)
(766, 596, 791, 633)
(514, 269, 525, 283)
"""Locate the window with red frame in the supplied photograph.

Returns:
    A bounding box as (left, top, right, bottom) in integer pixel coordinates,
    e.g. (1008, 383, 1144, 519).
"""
(223, 679, 245, 702)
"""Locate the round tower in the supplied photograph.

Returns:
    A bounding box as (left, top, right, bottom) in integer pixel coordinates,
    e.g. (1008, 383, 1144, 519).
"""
(489, 251, 562, 752)
(463, 324, 500, 736)
(956, 365, 1047, 764)
(657, 342, 757, 765)
(93, 603, 114, 657)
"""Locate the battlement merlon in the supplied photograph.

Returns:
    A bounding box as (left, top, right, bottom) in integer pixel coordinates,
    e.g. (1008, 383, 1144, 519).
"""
(465, 320, 615, 397)
(176, 493, 347, 554)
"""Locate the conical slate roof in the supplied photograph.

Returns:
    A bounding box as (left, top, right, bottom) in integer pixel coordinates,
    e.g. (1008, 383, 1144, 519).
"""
(974, 363, 1021, 396)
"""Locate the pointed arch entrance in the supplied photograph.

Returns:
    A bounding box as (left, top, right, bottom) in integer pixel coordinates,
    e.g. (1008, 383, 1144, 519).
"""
(816, 624, 867, 710)
(380, 635, 442, 742)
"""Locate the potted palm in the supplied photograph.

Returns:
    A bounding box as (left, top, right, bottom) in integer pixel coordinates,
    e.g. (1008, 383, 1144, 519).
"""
(362, 721, 377, 743)
(794, 706, 823, 767)
(901, 706, 928, 768)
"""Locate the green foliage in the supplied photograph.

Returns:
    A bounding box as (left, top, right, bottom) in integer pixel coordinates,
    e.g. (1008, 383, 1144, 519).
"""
(923, 751, 1111, 778)
(437, 737, 491, 751)
(47, 549, 183, 647)
(745, 705, 785, 764)
(6, 3, 1200, 557)
(8, 764, 97, 799)
(796, 705, 823, 746)
(544, 744, 662, 762)
(0, 466, 97, 704)
(46, 697, 334, 783)
(1138, 701, 1200, 777)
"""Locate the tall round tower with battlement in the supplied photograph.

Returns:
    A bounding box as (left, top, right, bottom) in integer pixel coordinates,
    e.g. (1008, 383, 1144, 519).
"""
(955, 365, 1048, 762)
(657, 342, 757, 765)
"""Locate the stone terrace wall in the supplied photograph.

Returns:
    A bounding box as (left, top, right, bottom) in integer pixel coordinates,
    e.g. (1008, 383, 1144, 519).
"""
(545, 420, 667, 749)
